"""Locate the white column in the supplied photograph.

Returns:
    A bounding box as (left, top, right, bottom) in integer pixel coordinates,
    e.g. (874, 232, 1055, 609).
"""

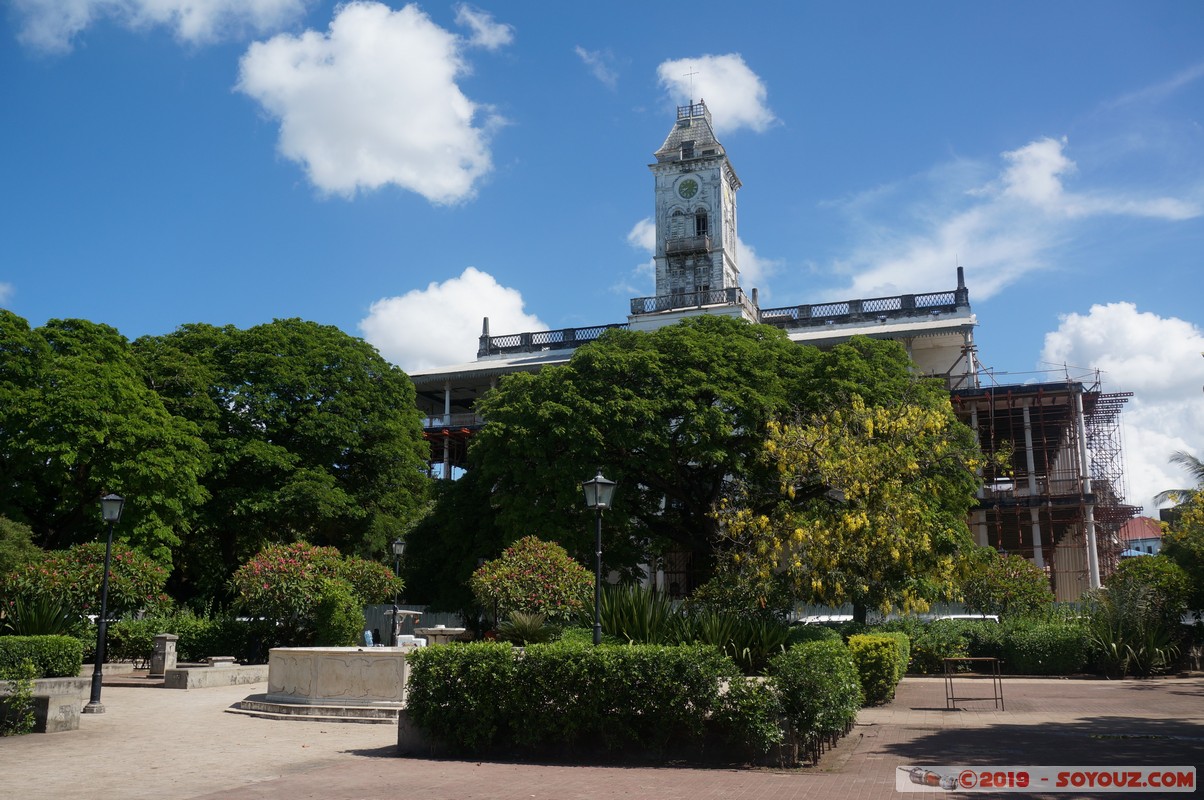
(1022, 405, 1046, 569)
(442, 380, 452, 481)
(1074, 389, 1101, 589)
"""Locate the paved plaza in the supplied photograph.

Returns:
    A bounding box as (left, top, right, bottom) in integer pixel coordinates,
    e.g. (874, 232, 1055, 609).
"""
(1, 673, 1200, 799)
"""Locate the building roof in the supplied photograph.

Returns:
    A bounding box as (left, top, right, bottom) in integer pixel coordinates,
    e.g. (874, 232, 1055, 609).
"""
(1118, 516, 1162, 542)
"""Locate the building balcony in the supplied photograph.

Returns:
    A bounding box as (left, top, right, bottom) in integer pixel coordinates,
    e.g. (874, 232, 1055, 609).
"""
(665, 235, 712, 255)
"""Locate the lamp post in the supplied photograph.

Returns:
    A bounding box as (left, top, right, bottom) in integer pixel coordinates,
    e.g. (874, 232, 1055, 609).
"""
(83, 493, 124, 714)
(581, 471, 617, 646)
(390, 538, 406, 646)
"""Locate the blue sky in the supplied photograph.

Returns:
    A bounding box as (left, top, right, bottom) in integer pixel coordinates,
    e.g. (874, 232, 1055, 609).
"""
(2, 1, 1203, 513)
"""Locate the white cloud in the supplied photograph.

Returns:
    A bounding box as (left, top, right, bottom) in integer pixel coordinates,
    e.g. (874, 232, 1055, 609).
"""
(575, 46, 618, 89)
(657, 54, 776, 136)
(626, 218, 655, 252)
(0, 283, 13, 304)
(1041, 303, 1204, 514)
(735, 235, 780, 297)
(12, 0, 308, 53)
(454, 4, 513, 51)
(360, 267, 546, 372)
(831, 137, 1201, 302)
(1104, 60, 1204, 109)
(236, 2, 505, 204)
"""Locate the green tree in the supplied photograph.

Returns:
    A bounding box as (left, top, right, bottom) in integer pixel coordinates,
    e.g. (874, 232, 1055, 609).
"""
(959, 546, 1055, 618)
(0, 517, 41, 577)
(721, 395, 982, 623)
(0, 312, 206, 562)
(1106, 554, 1191, 628)
(468, 316, 817, 582)
(134, 318, 430, 600)
(403, 474, 501, 616)
(469, 536, 593, 625)
(1161, 490, 1204, 611)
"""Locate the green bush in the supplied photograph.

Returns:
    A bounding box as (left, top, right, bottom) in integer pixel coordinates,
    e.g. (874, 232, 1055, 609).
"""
(847, 634, 905, 705)
(228, 542, 398, 646)
(497, 611, 556, 645)
(470, 536, 593, 626)
(0, 659, 37, 736)
(406, 642, 517, 752)
(599, 584, 686, 644)
(908, 620, 969, 674)
(769, 640, 862, 749)
(1002, 623, 1088, 675)
(2, 596, 79, 636)
(1107, 556, 1191, 629)
(958, 620, 1007, 661)
(880, 630, 911, 681)
(1087, 584, 1181, 677)
(713, 676, 785, 757)
(786, 624, 842, 646)
(106, 616, 159, 663)
(727, 616, 791, 676)
(106, 611, 275, 665)
(406, 641, 737, 758)
(959, 547, 1055, 618)
(0, 635, 83, 678)
(511, 642, 733, 755)
(0, 541, 169, 618)
(314, 580, 364, 647)
(405, 639, 872, 764)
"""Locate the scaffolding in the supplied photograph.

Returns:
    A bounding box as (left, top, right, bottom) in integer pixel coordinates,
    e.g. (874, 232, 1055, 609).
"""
(951, 378, 1138, 601)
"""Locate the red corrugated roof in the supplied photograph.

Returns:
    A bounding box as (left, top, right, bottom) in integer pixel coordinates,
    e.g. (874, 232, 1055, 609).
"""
(1118, 516, 1162, 542)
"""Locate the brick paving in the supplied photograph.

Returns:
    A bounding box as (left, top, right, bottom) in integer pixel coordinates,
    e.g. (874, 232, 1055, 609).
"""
(0, 674, 1200, 799)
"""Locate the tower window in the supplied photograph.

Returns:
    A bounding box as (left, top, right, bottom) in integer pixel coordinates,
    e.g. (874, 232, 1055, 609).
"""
(680, 140, 695, 159)
(694, 210, 708, 237)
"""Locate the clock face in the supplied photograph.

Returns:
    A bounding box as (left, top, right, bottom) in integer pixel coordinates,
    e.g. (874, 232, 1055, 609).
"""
(677, 178, 699, 199)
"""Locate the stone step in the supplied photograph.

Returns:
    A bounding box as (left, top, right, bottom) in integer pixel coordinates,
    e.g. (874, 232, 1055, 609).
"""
(227, 697, 400, 724)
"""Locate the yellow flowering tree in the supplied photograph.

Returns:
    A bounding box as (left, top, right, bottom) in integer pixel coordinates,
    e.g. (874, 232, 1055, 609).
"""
(721, 396, 982, 623)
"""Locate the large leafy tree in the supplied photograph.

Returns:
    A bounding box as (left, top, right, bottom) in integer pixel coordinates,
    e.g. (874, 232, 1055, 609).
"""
(133, 318, 430, 600)
(466, 316, 818, 582)
(0, 312, 206, 562)
(1161, 489, 1204, 611)
(720, 394, 982, 622)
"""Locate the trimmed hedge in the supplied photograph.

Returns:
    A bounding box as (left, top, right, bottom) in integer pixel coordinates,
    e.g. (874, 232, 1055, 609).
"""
(847, 634, 907, 705)
(769, 640, 862, 759)
(0, 636, 83, 678)
(406, 642, 517, 752)
(406, 640, 871, 765)
(407, 641, 734, 756)
(907, 620, 969, 674)
(515, 642, 733, 754)
(786, 624, 842, 646)
(1002, 623, 1089, 675)
(106, 613, 279, 665)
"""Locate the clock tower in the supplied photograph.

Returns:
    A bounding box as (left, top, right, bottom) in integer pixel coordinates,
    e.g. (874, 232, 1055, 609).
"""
(648, 100, 742, 306)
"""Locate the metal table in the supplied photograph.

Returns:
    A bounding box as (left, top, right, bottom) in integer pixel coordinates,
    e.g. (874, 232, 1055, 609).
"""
(943, 657, 1004, 710)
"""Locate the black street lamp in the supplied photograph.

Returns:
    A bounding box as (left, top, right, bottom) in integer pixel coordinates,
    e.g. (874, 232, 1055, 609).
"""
(390, 538, 406, 645)
(581, 471, 617, 646)
(83, 493, 124, 714)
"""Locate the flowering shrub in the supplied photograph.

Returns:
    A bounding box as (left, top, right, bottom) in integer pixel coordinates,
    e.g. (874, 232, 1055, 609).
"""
(0, 541, 169, 621)
(228, 542, 400, 644)
(471, 536, 593, 625)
